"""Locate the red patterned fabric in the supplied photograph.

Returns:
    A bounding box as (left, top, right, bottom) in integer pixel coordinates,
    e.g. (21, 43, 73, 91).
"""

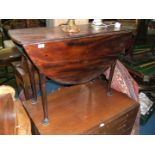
(104, 60, 139, 102)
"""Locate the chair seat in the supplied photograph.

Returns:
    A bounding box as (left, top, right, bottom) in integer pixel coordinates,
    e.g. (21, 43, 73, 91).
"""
(0, 47, 21, 63)
(3, 40, 15, 48)
(120, 55, 155, 81)
(133, 44, 153, 55)
(119, 46, 155, 91)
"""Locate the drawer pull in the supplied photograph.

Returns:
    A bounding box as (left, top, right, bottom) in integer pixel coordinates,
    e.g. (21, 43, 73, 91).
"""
(99, 123, 105, 128)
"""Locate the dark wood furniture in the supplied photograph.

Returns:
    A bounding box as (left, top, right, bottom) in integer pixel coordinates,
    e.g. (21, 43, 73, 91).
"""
(1, 19, 46, 40)
(119, 20, 155, 92)
(0, 93, 31, 135)
(9, 24, 132, 125)
(23, 79, 139, 135)
(11, 60, 39, 100)
(0, 93, 15, 134)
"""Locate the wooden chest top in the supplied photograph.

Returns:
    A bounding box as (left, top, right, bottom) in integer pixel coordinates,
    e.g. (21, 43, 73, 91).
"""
(23, 79, 139, 134)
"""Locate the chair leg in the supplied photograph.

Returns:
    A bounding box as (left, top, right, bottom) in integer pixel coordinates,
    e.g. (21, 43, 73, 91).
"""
(14, 74, 29, 100)
(23, 84, 30, 100)
(25, 59, 37, 103)
(107, 60, 116, 96)
(14, 74, 20, 96)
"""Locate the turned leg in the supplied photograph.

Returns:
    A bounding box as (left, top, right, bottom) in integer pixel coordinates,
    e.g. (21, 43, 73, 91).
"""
(107, 60, 116, 96)
(25, 59, 37, 103)
(23, 83, 30, 100)
(38, 72, 49, 125)
(14, 75, 20, 97)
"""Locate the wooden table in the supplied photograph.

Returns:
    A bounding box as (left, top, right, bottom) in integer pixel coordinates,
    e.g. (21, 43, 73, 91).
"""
(9, 24, 132, 124)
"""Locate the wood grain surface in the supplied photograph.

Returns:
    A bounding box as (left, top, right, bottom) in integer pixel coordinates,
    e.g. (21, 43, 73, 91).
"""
(0, 94, 15, 134)
(9, 25, 132, 84)
(23, 79, 139, 135)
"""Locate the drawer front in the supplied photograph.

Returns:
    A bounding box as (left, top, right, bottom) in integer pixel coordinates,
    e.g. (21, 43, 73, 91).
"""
(87, 106, 139, 135)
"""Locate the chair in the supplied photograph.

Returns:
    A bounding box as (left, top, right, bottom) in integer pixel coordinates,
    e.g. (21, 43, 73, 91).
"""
(0, 20, 46, 101)
(0, 47, 21, 85)
(11, 59, 39, 101)
(120, 37, 155, 91)
(119, 19, 155, 93)
(0, 24, 22, 84)
(11, 58, 62, 101)
(1, 43, 44, 103)
(0, 86, 31, 135)
(119, 39, 155, 126)
(0, 40, 37, 101)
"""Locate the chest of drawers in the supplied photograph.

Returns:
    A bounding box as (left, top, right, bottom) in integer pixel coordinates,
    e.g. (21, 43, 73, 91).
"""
(85, 106, 138, 135)
(23, 79, 139, 135)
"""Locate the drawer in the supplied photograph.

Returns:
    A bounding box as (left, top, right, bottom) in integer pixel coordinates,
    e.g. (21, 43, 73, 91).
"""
(86, 106, 139, 135)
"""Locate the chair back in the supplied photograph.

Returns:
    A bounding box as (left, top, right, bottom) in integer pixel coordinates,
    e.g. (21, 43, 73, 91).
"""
(0, 93, 16, 134)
